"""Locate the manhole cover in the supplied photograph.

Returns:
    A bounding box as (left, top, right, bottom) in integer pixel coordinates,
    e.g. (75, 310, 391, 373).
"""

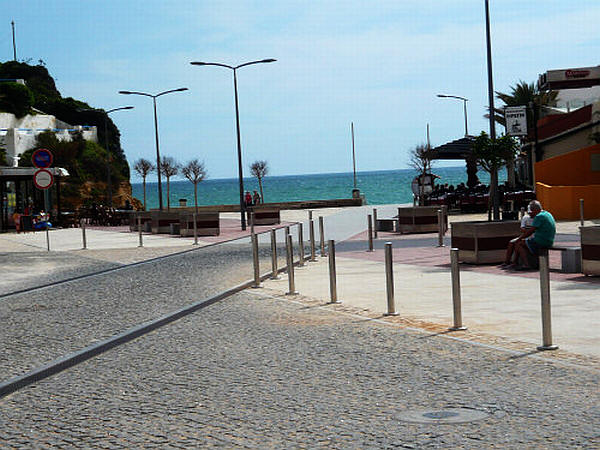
(397, 407, 489, 424)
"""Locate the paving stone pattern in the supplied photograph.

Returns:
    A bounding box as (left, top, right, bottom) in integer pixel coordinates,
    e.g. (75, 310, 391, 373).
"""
(1, 294, 598, 448)
(0, 243, 283, 381)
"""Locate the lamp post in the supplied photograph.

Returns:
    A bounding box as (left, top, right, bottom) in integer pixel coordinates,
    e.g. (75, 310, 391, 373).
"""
(190, 59, 276, 230)
(437, 94, 469, 137)
(79, 106, 134, 208)
(119, 88, 188, 211)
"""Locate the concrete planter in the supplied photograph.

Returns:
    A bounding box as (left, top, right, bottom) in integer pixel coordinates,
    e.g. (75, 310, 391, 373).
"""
(129, 212, 152, 232)
(397, 206, 448, 234)
(581, 226, 600, 275)
(151, 211, 181, 234)
(180, 213, 220, 237)
(451, 220, 521, 264)
(250, 207, 281, 225)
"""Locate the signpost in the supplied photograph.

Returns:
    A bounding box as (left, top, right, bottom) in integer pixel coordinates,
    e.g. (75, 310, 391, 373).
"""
(33, 169, 54, 190)
(505, 106, 528, 137)
(32, 149, 54, 224)
(32, 148, 54, 169)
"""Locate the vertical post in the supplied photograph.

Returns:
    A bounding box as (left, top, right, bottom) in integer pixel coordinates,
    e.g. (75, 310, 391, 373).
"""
(81, 219, 87, 250)
(328, 239, 340, 303)
(449, 248, 467, 330)
(45, 226, 50, 252)
(193, 213, 198, 245)
(319, 216, 326, 256)
(297, 222, 305, 266)
(437, 209, 445, 247)
(250, 212, 255, 235)
(285, 225, 290, 237)
(251, 232, 261, 288)
(270, 228, 279, 279)
(137, 214, 143, 247)
(367, 214, 374, 252)
(308, 210, 313, 221)
(384, 242, 398, 316)
(537, 249, 558, 350)
(285, 234, 298, 295)
(373, 208, 378, 239)
(579, 198, 584, 226)
(309, 219, 316, 262)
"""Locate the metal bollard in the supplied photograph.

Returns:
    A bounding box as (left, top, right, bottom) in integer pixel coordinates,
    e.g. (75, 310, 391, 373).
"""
(81, 219, 87, 250)
(437, 209, 445, 247)
(580, 198, 584, 226)
(251, 232, 261, 288)
(319, 216, 326, 256)
(193, 213, 198, 245)
(270, 229, 280, 279)
(250, 212, 255, 235)
(373, 208, 378, 239)
(328, 240, 340, 303)
(285, 234, 298, 295)
(384, 242, 398, 316)
(537, 249, 558, 350)
(367, 214, 374, 252)
(309, 219, 316, 262)
(137, 215, 143, 248)
(308, 210, 313, 221)
(285, 225, 290, 238)
(297, 222, 305, 266)
(46, 226, 50, 252)
(449, 248, 467, 330)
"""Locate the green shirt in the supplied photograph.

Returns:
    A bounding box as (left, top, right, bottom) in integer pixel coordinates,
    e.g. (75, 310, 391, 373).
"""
(532, 210, 556, 247)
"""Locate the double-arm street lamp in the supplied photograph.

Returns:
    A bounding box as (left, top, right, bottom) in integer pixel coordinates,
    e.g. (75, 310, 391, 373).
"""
(437, 94, 469, 137)
(119, 88, 188, 211)
(79, 106, 134, 208)
(190, 59, 276, 230)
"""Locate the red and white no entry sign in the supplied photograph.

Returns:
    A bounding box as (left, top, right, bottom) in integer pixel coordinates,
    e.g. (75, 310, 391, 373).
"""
(33, 169, 54, 190)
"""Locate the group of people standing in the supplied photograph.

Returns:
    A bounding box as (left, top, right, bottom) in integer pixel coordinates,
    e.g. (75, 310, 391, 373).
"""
(244, 190, 262, 208)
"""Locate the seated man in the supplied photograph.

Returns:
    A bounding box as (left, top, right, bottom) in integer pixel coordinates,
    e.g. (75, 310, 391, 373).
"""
(514, 200, 556, 269)
(501, 207, 534, 267)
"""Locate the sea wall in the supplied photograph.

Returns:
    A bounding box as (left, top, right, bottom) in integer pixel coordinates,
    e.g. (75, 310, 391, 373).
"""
(155, 198, 364, 213)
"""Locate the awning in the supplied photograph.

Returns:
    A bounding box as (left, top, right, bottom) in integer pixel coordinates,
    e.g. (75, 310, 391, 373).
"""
(0, 167, 69, 178)
(427, 136, 475, 160)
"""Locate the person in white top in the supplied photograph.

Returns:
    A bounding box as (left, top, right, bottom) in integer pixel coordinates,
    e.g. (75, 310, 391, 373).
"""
(501, 209, 534, 267)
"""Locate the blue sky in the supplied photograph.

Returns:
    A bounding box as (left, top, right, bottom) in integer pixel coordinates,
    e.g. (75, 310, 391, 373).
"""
(3, 1, 599, 180)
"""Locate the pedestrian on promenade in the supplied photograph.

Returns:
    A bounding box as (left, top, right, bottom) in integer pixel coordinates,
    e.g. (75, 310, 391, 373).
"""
(513, 200, 556, 270)
(252, 190, 261, 206)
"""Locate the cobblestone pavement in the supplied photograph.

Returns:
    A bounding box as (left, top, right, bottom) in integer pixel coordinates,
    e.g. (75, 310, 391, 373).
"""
(1, 294, 598, 448)
(0, 242, 284, 381)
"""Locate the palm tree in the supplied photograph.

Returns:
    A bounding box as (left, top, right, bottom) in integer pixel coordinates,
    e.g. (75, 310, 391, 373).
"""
(181, 159, 207, 214)
(159, 156, 180, 211)
(133, 158, 155, 210)
(249, 160, 269, 203)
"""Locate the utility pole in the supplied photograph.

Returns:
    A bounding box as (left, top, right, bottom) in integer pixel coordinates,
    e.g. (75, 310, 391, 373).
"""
(351, 122, 357, 189)
(11, 21, 17, 61)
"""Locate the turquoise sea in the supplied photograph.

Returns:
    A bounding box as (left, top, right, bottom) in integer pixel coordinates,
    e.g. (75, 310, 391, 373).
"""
(132, 166, 507, 210)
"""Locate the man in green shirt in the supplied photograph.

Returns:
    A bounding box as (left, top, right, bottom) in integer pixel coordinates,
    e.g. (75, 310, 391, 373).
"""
(514, 200, 556, 269)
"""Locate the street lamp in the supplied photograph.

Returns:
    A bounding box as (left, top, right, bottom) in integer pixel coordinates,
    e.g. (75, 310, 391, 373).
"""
(190, 59, 276, 230)
(119, 88, 188, 211)
(437, 94, 469, 137)
(79, 106, 134, 207)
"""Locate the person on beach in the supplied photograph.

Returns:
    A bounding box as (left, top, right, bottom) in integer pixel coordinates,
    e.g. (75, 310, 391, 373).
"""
(501, 207, 534, 267)
(513, 200, 556, 270)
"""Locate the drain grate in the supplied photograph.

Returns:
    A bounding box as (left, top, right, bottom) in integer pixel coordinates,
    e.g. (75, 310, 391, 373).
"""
(397, 407, 490, 424)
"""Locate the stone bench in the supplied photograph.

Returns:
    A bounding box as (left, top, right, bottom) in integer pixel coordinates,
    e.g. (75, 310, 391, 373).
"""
(180, 213, 220, 237)
(376, 218, 397, 232)
(451, 220, 521, 264)
(397, 206, 448, 234)
(129, 212, 152, 232)
(151, 211, 181, 234)
(549, 246, 582, 273)
(250, 208, 280, 226)
(581, 226, 600, 276)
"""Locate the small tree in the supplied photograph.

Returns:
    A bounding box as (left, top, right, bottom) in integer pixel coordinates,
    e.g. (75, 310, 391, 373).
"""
(133, 158, 155, 211)
(471, 132, 519, 220)
(182, 159, 207, 213)
(409, 144, 433, 206)
(160, 156, 180, 211)
(249, 160, 269, 203)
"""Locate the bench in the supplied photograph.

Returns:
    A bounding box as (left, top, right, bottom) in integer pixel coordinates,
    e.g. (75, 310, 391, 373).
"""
(376, 218, 397, 232)
(548, 246, 582, 273)
(250, 208, 280, 225)
(581, 226, 600, 276)
(180, 213, 220, 237)
(129, 212, 152, 232)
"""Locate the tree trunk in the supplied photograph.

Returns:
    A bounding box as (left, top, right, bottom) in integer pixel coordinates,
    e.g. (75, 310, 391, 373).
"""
(466, 156, 480, 188)
(142, 177, 147, 211)
(194, 183, 198, 214)
(507, 158, 516, 189)
(490, 168, 500, 220)
(258, 177, 264, 203)
(166, 177, 170, 211)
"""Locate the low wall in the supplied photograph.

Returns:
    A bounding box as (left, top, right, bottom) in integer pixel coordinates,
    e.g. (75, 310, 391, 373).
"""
(157, 198, 363, 214)
(536, 182, 600, 220)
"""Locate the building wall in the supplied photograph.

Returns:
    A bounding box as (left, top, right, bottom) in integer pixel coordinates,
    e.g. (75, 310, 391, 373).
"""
(0, 112, 97, 165)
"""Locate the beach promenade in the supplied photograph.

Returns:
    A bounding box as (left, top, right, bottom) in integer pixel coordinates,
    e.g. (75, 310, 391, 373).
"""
(0, 205, 598, 447)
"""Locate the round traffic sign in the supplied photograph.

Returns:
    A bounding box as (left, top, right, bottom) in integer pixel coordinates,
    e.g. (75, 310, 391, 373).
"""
(33, 169, 54, 190)
(32, 148, 53, 168)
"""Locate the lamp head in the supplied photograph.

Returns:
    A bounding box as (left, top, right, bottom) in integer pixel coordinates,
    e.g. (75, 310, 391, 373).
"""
(119, 91, 133, 95)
